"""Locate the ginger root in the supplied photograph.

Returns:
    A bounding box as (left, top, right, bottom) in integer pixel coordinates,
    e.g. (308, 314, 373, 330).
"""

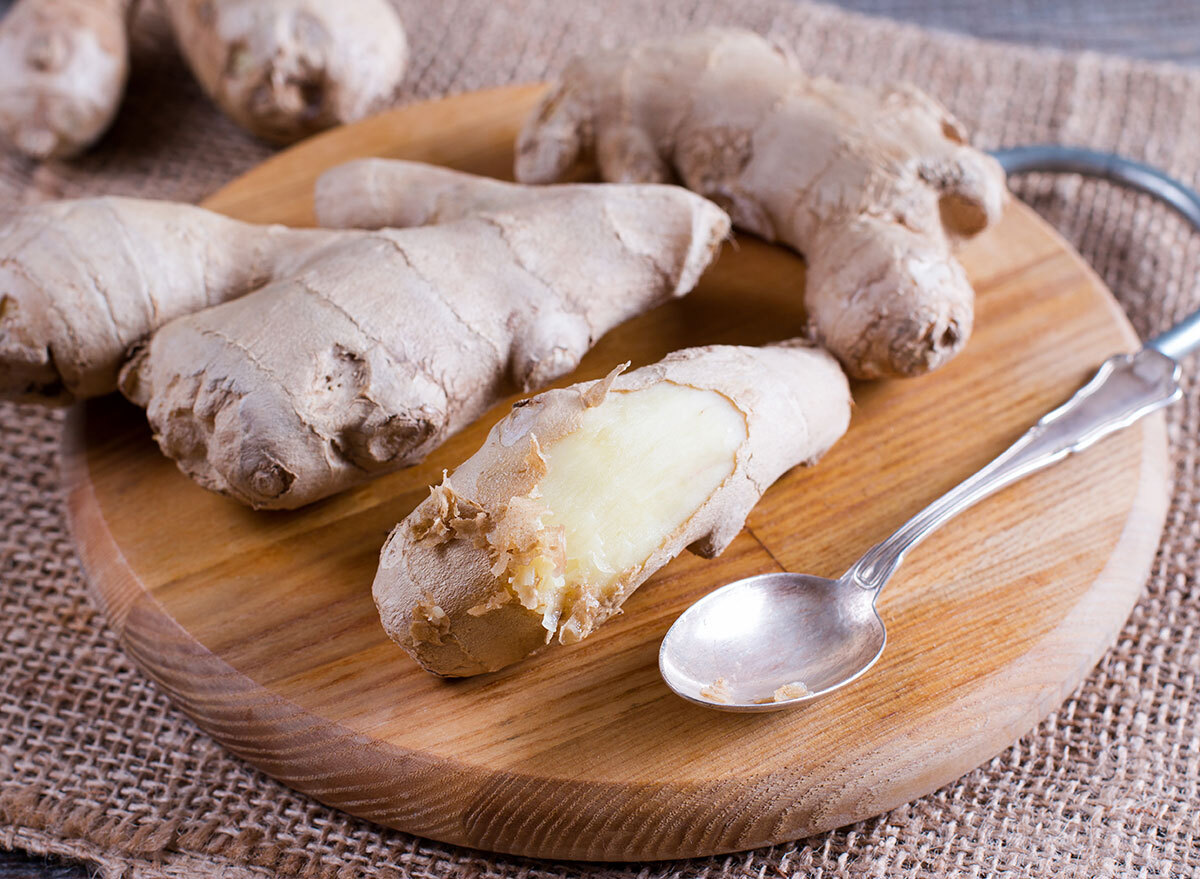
(373, 341, 851, 677)
(161, 0, 408, 143)
(315, 159, 526, 229)
(0, 0, 407, 159)
(315, 158, 642, 230)
(0, 197, 337, 402)
(516, 28, 1009, 380)
(119, 184, 729, 509)
(0, 0, 133, 158)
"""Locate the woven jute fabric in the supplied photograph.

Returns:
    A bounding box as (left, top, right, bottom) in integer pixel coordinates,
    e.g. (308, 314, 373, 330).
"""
(2, 1, 1199, 877)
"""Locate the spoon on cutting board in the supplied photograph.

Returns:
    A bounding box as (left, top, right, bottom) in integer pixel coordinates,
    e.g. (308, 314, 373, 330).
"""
(659, 146, 1200, 712)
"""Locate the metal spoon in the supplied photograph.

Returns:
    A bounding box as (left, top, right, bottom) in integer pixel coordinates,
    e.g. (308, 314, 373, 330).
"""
(659, 146, 1200, 712)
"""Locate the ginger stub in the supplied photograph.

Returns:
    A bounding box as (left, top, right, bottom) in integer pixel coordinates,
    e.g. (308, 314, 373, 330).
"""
(0, 0, 133, 159)
(374, 342, 851, 677)
(161, 0, 408, 144)
(516, 27, 1009, 380)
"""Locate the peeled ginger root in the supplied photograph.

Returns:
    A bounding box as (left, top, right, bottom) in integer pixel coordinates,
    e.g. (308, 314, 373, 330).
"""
(0, 0, 133, 159)
(373, 342, 851, 677)
(516, 28, 1009, 380)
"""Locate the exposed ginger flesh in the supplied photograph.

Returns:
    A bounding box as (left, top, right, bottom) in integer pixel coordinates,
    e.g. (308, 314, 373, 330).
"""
(496, 382, 746, 640)
(374, 341, 852, 677)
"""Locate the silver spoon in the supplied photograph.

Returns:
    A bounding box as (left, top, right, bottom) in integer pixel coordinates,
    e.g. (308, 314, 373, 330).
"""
(660, 146, 1200, 712)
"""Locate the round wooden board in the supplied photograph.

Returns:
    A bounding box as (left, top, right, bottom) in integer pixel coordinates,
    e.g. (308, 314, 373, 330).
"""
(64, 85, 1171, 861)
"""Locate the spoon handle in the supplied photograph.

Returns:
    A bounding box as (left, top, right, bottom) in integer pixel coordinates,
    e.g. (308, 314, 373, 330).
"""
(847, 348, 1181, 593)
(846, 145, 1200, 595)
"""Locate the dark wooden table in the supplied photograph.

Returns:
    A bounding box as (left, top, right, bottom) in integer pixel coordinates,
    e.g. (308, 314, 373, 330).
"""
(2, 0, 1199, 876)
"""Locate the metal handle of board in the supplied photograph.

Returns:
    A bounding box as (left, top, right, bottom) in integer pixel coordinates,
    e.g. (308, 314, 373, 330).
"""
(991, 145, 1200, 360)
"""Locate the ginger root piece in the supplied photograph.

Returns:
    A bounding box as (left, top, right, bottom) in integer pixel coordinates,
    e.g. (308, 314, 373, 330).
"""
(161, 0, 408, 143)
(0, 197, 337, 402)
(516, 28, 1009, 380)
(315, 159, 525, 229)
(0, 0, 134, 159)
(315, 158, 630, 230)
(120, 185, 730, 509)
(373, 341, 851, 677)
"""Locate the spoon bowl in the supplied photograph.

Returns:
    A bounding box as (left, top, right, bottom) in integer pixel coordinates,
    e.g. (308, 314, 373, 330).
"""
(660, 347, 1183, 712)
(659, 572, 886, 711)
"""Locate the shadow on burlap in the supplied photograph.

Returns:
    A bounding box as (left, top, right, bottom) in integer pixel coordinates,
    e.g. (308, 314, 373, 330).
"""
(1, 2, 1198, 877)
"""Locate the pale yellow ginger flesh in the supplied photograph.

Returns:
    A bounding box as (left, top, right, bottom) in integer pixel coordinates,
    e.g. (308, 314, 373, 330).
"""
(0, 0, 133, 159)
(516, 28, 1009, 379)
(373, 341, 852, 677)
(489, 383, 747, 640)
(160, 0, 408, 143)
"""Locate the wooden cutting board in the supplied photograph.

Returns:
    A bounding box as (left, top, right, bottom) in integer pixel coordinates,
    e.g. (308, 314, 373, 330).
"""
(63, 84, 1170, 861)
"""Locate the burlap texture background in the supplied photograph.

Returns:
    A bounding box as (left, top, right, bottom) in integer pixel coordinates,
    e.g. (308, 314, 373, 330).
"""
(2, 1, 1199, 877)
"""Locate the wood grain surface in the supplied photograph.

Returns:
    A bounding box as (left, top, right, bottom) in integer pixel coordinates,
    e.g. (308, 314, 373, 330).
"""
(61, 85, 1170, 861)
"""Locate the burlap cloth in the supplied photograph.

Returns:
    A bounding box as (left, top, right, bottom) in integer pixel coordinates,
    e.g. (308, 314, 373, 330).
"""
(2, 1, 1199, 876)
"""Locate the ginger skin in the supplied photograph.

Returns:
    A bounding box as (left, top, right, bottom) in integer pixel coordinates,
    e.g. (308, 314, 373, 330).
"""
(373, 341, 851, 677)
(315, 159, 649, 230)
(119, 184, 729, 509)
(161, 0, 408, 143)
(0, 0, 133, 159)
(0, 197, 337, 403)
(0, 0, 407, 158)
(516, 28, 1009, 380)
(315, 159, 525, 229)
(0, 170, 726, 516)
